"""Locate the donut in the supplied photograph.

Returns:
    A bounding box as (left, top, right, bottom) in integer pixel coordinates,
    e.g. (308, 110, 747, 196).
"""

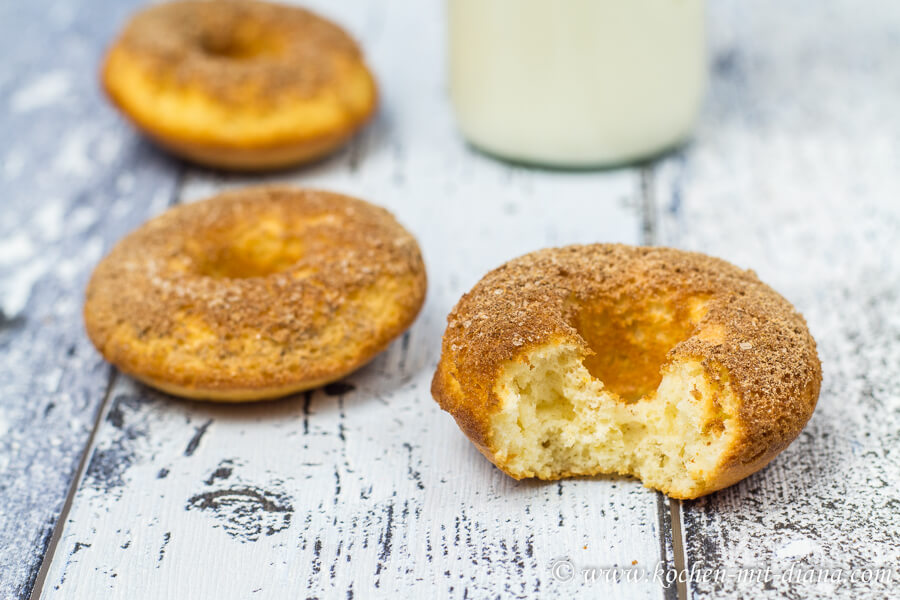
(431, 244, 821, 499)
(84, 186, 426, 401)
(101, 0, 377, 171)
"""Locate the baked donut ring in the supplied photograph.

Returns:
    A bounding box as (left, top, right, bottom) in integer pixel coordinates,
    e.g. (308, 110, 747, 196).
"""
(432, 244, 821, 499)
(85, 187, 426, 401)
(101, 0, 377, 170)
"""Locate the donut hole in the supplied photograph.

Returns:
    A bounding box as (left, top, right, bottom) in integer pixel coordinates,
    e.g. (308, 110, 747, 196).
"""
(191, 219, 305, 279)
(198, 25, 283, 61)
(573, 295, 705, 403)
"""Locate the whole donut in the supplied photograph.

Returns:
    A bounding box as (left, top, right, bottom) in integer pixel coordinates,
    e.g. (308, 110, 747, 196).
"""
(431, 244, 821, 499)
(85, 187, 426, 401)
(101, 0, 377, 170)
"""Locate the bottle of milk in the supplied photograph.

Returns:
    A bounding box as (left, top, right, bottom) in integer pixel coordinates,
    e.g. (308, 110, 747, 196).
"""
(448, 0, 706, 167)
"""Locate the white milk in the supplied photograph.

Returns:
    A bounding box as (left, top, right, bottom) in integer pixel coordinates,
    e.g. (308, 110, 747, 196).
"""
(448, 0, 706, 167)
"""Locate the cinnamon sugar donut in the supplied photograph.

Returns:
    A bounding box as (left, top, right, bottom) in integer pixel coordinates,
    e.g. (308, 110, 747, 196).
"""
(432, 244, 821, 499)
(84, 187, 426, 401)
(101, 0, 377, 170)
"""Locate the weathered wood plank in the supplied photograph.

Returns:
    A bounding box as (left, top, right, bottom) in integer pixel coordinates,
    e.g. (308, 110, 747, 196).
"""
(0, 1, 183, 597)
(39, 1, 675, 598)
(653, 1, 900, 597)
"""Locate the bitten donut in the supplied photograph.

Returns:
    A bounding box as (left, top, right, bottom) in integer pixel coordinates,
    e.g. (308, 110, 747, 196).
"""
(84, 187, 426, 401)
(101, 0, 377, 170)
(432, 244, 821, 499)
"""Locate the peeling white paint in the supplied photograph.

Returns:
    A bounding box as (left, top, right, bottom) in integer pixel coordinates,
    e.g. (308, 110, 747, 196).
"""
(0, 232, 34, 266)
(95, 130, 124, 165)
(67, 206, 99, 234)
(54, 128, 95, 177)
(775, 538, 818, 560)
(1, 258, 48, 317)
(9, 71, 72, 113)
(32, 201, 66, 241)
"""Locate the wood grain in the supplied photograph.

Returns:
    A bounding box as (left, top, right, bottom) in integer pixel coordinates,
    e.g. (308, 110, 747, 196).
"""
(0, 1, 182, 597)
(652, 1, 900, 597)
(37, 1, 674, 599)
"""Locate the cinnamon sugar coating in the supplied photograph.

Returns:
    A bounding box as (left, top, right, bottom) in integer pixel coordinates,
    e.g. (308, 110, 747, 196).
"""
(432, 244, 821, 493)
(114, 0, 361, 104)
(85, 187, 426, 400)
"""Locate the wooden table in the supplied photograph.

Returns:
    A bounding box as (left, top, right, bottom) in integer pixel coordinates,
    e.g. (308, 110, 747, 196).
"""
(2, 1, 898, 598)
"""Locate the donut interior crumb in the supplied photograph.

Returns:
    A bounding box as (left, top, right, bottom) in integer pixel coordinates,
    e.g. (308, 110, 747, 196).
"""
(491, 341, 738, 498)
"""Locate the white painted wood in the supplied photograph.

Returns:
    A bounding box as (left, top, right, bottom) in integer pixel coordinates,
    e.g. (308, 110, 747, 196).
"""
(40, 1, 671, 599)
(22, 0, 900, 597)
(653, 1, 900, 598)
(0, 1, 181, 596)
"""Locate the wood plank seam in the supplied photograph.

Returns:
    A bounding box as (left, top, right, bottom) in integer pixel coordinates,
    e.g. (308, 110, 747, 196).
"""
(28, 370, 118, 600)
(655, 493, 679, 600)
(640, 167, 657, 247)
(27, 167, 187, 600)
(642, 160, 689, 600)
(669, 499, 689, 600)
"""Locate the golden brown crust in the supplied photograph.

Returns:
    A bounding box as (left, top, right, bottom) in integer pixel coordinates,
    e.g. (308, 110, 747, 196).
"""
(131, 126, 358, 173)
(85, 186, 426, 401)
(101, 0, 377, 170)
(431, 244, 821, 497)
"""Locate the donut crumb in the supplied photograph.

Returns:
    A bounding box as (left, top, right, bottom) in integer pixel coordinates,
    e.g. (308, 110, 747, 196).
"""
(492, 343, 737, 498)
